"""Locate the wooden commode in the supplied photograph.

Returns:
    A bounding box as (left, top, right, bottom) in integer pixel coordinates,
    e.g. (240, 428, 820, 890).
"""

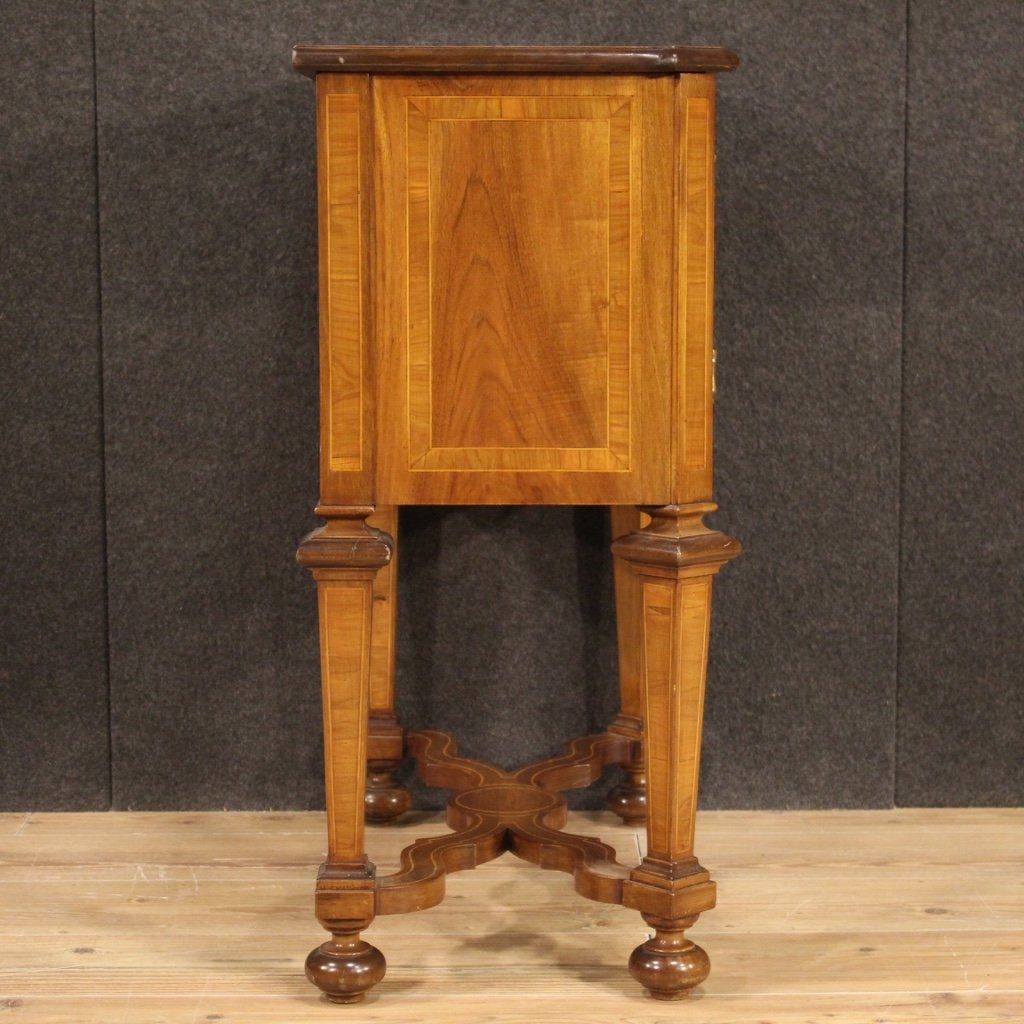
(292, 43, 740, 1004)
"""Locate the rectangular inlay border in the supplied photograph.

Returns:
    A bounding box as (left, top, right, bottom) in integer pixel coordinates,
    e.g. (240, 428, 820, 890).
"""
(404, 94, 634, 474)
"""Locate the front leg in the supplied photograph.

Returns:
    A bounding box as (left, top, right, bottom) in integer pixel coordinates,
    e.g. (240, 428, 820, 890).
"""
(298, 507, 393, 1003)
(612, 503, 740, 1000)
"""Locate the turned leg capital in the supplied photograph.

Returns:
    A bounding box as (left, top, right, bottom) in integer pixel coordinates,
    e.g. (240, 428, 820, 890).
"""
(611, 503, 740, 574)
(297, 505, 393, 573)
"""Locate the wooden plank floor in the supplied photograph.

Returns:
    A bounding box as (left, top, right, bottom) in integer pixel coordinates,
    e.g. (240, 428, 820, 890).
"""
(1, 808, 1021, 1022)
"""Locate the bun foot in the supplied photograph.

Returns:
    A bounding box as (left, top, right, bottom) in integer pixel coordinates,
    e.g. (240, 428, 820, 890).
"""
(306, 935, 386, 1003)
(606, 762, 647, 825)
(628, 915, 710, 1000)
(365, 768, 412, 824)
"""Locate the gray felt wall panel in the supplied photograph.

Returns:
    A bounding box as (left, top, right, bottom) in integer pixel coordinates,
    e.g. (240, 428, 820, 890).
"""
(95, 3, 324, 808)
(688, 2, 905, 807)
(6, 1, 1018, 811)
(94, 0, 906, 810)
(394, 505, 620, 811)
(897, 1, 1024, 805)
(0, 3, 110, 809)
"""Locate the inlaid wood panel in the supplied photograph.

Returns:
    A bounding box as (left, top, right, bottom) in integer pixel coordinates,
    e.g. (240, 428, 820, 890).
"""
(373, 76, 676, 504)
(317, 75, 374, 505)
(677, 76, 716, 502)
(412, 95, 628, 465)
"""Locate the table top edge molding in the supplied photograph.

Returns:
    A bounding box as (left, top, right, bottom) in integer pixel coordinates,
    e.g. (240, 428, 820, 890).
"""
(291, 44, 740, 78)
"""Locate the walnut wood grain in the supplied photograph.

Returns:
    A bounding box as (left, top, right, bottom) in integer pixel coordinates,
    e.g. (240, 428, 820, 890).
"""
(609, 506, 647, 736)
(406, 729, 506, 792)
(311, 70, 725, 505)
(676, 76, 718, 502)
(374, 729, 636, 917)
(373, 74, 675, 504)
(515, 732, 632, 792)
(293, 44, 739, 78)
(509, 819, 631, 905)
(376, 818, 508, 916)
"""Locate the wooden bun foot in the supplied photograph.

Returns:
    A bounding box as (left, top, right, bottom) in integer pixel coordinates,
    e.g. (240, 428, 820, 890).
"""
(306, 935, 386, 1003)
(365, 767, 412, 823)
(606, 762, 647, 825)
(628, 915, 709, 1000)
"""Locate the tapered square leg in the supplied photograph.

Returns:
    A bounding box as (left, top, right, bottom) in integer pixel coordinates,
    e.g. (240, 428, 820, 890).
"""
(298, 507, 393, 1003)
(608, 506, 648, 825)
(612, 504, 740, 1000)
(365, 505, 411, 823)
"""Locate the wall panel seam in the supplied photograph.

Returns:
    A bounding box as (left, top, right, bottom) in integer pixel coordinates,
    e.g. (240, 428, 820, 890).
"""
(90, 0, 113, 810)
(894, 0, 912, 808)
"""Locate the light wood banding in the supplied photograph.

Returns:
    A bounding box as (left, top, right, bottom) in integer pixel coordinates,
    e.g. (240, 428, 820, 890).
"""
(316, 76, 374, 504)
(677, 77, 716, 501)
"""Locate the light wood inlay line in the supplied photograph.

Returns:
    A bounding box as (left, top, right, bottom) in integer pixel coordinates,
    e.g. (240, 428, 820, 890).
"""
(682, 96, 710, 475)
(407, 96, 632, 470)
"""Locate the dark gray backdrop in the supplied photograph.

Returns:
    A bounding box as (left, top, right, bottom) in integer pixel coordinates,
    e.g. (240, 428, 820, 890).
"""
(2, 1, 1021, 811)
